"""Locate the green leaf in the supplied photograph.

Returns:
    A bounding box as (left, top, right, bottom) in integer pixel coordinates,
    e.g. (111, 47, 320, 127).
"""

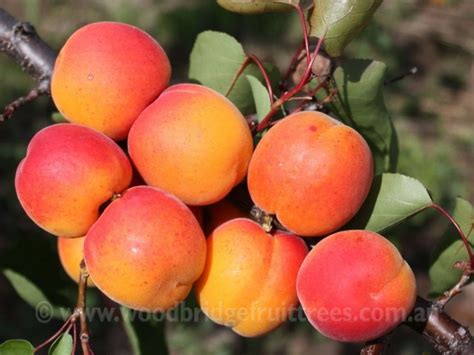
(121, 307, 168, 355)
(189, 31, 279, 115)
(0, 340, 34, 355)
(217, 0, 295, 14)
(246, 75, 271, 122)
(316, 59, 397, 173)
(348, 173, 433, 232)
(429, 198, 474, 296)
(48, 333, 73, 355)
(309, 0, 383, 57)
(3, 269, 64, 320)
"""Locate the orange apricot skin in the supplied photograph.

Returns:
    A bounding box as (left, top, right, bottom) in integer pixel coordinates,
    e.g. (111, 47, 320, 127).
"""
(51, 22, 171, 140)
(15, 124, 132, 237)
(57, 236, 94, 287)
(195, 218, 308, 337)
(128, 84, 253, 206)
(247, 111, 373, 237)
(297, 230, 417, 342)
(84, 186, 206, 312)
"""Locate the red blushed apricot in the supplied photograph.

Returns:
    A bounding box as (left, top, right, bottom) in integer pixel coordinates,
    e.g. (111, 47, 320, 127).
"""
(195, 218, 308, 337)
(58, 236, 94, 287)
(297, 230, 417, 342)
(204, 199, 248, 234)
(128, 84, 253, 206)
(15, 124, 132, 237)
(51, 22, 171, 140)
(84, 186, 206, 312)
(247, 111, 373, 237)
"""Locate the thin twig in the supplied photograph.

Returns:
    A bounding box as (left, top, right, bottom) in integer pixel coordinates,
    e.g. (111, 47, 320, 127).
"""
(257, 33, 326, 132)
(435, 261, 473, 309)
(224, 54, 274, 104)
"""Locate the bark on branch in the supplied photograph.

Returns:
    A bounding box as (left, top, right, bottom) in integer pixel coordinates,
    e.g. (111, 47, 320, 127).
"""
(0, 7, 56, 120)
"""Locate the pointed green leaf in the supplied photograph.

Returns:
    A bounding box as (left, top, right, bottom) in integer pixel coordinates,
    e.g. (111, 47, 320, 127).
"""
(121, 307, 168, 355)
(0, 340, 34, 355)
(217, 0, 295, 14)
(189, 31, 279, 114)
(48, 333, 73, 355)
(348, 173, 433, 232)
(246, 75, 271, 122)
(429, 198, 474, 296)
(3, 269, 63, 320)
(316, 59, 397, 173)
(309, 0, 382, 57)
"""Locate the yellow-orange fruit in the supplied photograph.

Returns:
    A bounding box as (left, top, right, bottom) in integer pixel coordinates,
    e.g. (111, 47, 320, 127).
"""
(248, 111, 373, 236)
(58, 236, 94, 287)
(51, 22, 171, 140)
(15, 124, 132, 237)
(84, 186, 206, 311)
(297, 230, 417, 342)
(128, 84, 253, 206)
(196, 218, 308, 337)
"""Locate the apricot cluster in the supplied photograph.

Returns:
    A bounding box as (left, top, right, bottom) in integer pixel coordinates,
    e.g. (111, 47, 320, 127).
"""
(15, 21, 417, 342)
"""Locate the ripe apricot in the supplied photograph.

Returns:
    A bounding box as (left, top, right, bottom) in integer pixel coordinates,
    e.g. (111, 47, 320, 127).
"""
(297, 230, 417, 342)
(84, 186, 206, 312)
(128, 84, 253, 206)
(248, 111, 373, 236)
(51, 22, 171, 140)
(57, 236, 94, 287)
(15, 124, 132, 237)
(196, 218, 308, 337)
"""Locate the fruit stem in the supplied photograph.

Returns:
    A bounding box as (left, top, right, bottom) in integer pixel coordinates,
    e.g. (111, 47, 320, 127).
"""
(430, 204, 474, 268)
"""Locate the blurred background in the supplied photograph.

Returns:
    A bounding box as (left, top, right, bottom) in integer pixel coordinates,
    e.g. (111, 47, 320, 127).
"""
(0, 0, 472, 354)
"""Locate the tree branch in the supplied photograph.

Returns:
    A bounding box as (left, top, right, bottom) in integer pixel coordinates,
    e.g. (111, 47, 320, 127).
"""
(404, 296, 474, 354)
(0, 8, 56, 120)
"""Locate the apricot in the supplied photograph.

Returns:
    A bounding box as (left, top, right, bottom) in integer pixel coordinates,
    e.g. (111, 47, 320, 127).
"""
(84, 186, 206, 312)
(204, 199, 247, 234)
(195, 218, 308, 337)
(128, 84, 253, 206)
(57, 236, 94, 287)
(15, 124, 132, 237)
(51, 22, 171, 140)
(297, 230, 417, 342)
(248, 111, 373, 237)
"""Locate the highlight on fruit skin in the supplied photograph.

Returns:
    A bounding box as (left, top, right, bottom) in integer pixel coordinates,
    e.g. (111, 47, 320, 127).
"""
(58, 236, 94, 287)
(51, 21, 171, 140)
(296, 230, 417, 342)
(15, 123, 132, 238)
(195, 218, 308, 337)
(247, 111, 374, 237)
(128, 83, 254, 206)
(84, 185, 206, 312)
